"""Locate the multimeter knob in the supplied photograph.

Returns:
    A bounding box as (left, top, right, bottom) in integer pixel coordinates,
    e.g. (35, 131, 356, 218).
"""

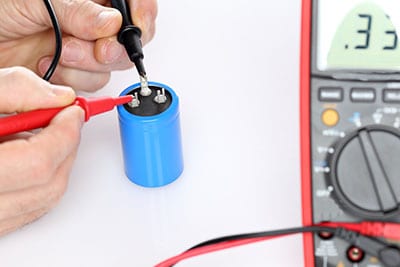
(329, 125, 400, 219)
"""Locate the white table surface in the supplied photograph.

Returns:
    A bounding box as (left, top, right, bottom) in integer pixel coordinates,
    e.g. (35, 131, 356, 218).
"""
(0, 0, 304, 266)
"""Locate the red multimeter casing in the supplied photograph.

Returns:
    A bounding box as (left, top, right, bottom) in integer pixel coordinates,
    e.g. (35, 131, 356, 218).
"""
(300, 0, 314, 265)
(301, 0, 400, 266)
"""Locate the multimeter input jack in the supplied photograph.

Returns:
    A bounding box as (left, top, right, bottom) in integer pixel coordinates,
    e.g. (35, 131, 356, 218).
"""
(347, 246, 365, 263)
(318, 231, 334, 240)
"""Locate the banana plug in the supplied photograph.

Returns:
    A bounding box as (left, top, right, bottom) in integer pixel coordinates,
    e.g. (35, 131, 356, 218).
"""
(0, 95, 133, 136)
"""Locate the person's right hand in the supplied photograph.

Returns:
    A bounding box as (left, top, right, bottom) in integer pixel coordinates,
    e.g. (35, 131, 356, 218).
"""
(0, 0, 157, 91)
(0, 67, 84, 237)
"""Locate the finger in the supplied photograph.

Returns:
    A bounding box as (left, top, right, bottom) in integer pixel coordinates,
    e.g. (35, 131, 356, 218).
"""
(0, 106, 83, 192)
(51, 0, 122, 41)
(0, 208, 48, 237)
(92, 0, 109, 5)
(0, 138, 78, 222)
(0, 30, 54, 71)
(94, 36, 131, 65)
(93, 0, 157, 44)
(129, 0, 158, 44)
(39, 36, 132, 72)
(38, 60, 111, 92)
(0, 67, 76, 113)
(0, 132, 33, 143)
(0, 151, 76, 221)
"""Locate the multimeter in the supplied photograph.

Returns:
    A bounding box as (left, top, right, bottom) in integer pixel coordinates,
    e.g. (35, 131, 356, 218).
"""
(300, 0, 400, 266)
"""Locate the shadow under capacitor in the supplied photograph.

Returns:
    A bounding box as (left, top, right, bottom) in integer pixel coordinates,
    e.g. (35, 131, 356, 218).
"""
(117, 81, 184, 187)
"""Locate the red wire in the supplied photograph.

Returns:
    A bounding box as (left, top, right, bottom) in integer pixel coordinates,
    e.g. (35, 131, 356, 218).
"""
(155, 222, 400, 267)
(154, 234, 290, 267)
(319, 221, 400, 240)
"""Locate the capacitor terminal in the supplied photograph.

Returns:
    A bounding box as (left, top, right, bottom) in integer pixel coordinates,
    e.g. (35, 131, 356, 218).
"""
(124, 85, 172, 116)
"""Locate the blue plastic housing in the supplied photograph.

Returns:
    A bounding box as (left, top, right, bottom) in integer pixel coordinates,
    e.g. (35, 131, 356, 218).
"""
(117, 82, 183, 187)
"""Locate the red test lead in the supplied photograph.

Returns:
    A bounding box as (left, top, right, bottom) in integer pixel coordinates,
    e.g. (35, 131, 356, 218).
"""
(319, 221, 400, 240)
(0, 95, 133, 137)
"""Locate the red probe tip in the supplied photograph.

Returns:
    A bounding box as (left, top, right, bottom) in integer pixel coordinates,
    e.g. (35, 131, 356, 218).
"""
(114, 95, 133, 105)
(76, 95, 134, 122)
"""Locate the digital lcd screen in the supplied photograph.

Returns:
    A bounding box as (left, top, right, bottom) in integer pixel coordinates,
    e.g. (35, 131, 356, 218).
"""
(317, 0, 400, 71)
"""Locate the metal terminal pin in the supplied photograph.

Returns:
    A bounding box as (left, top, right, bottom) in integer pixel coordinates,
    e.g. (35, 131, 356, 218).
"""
(154, 88, 167, 104)
(139, 75, 152, 96)
(128, 92, 140, 108)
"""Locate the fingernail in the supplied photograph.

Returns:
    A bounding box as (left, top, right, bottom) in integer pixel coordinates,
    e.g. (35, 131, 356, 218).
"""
(145, 13, 154, 33)
(136, 15, 153, 45)
(97, 10, 120, 27)
(74, 106, 85, 125)
(38, 58, 51, 75)
(51, 85, 75, 97)
(63, 41, 83, 63)
(103, 39, 124, 64)
(57, 106, 85, 126)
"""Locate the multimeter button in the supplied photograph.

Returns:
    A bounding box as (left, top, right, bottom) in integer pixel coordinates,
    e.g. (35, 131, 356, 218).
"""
(318, 87, 343, 102)
(383, 89, 400, 103)
(350, 88, 376, 102)
(321, 109, 339, 126)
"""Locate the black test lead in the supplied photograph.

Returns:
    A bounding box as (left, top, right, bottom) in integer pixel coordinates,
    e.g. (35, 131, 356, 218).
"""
(111, 0, 152, 96)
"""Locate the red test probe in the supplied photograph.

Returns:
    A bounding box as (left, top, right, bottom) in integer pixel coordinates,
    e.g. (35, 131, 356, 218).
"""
(0, 95, 133, 137)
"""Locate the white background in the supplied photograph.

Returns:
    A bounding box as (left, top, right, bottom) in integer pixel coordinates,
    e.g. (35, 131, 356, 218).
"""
(0, 0, 304, 266)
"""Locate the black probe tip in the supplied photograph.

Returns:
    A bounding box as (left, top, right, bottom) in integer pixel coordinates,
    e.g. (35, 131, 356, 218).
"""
(118, 26, 146, 77)
(112, 0, 147, 78)
(134, 58, 146, 77)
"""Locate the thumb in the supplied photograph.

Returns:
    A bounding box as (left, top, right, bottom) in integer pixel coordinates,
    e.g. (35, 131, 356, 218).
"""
(51, 0, 122, 40)
(0, 67, 76, 113)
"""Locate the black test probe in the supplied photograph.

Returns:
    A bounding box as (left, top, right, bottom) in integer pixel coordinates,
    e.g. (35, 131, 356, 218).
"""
(111, 0, 151, 96)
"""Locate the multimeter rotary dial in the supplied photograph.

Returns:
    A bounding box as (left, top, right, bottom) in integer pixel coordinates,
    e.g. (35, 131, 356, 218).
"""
(329, 125, 400, 219)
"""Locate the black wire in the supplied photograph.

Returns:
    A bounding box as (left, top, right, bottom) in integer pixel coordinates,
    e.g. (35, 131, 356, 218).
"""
(42, 0, 62, 81)
(164, 226, 339, 267)
(187, 226, 337, 250)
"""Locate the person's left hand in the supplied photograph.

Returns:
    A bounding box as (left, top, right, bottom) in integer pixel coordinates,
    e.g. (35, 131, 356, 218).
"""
(0, 0, 157, 91)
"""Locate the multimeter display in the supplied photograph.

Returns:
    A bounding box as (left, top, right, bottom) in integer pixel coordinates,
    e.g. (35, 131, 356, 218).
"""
(317, 0, 400, 71)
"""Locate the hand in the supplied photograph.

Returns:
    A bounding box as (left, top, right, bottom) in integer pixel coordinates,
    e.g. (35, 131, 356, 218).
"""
(0, 0, 157, 91)
(0, 67, 84, 237)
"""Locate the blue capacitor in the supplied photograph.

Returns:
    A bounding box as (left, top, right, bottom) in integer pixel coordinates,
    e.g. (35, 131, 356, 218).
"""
(117, 81, 183, 187)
